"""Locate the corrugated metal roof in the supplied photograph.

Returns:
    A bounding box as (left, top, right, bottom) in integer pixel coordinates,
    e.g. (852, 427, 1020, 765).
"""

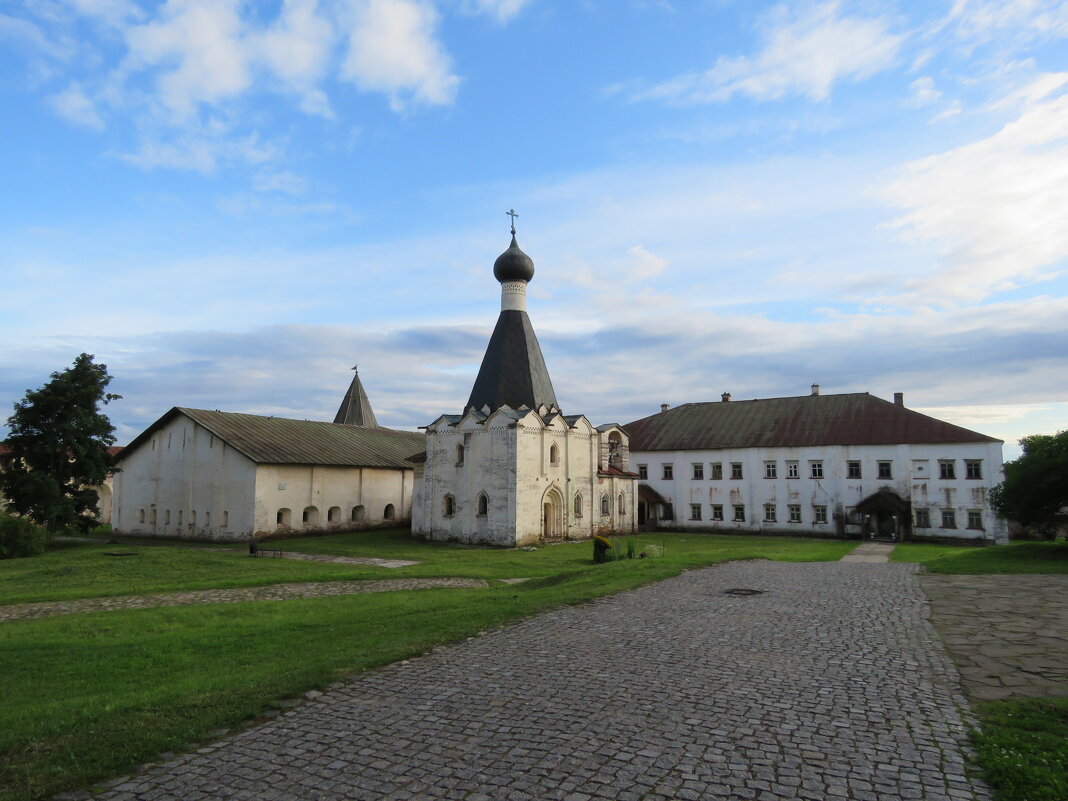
(120, 408, 425, 468)
(625, 393, 1001, 452)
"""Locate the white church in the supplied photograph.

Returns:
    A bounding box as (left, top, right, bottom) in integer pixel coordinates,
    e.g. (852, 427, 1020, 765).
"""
(111, 221, 1009, 547)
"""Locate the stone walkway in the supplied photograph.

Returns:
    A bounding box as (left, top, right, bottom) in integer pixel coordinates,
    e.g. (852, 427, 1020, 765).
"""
(93, 561, 990, 801)
(242, 550, 419, 569)
(0, 578, 488, 623)
(921, 573, 1068, 702)
(840, 541, 893, 563)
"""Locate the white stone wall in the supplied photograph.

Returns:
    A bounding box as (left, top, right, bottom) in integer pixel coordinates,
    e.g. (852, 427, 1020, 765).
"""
(112, 416, 257, 540)
(632, 441, 1007, 543)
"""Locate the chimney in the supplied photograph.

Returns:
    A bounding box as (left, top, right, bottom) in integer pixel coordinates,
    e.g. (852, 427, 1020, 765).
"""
(810, 383, 821, 396)
(894, 392, 904, 406)
(660, 403, 670, 413)
(721, 392, 732, 402)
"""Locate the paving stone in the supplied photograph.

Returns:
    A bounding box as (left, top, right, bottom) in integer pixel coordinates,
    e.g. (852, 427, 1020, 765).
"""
(86, 561, 991, 801)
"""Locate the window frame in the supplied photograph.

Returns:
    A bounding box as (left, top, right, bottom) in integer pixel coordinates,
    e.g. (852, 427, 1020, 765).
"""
(661, 463, 674, 480)
(711, 504, 724, 521)
(710, 462, 723, 480)
(847, 461, 862, 479)
(813, 505, 828, 524)
(914, 508, 930, 528)
(788, 504, 801, 523)
(810, 461, 824, 479)
(941, 509, 957, 529)
(689, 503, 702, 521)
(877, 461, 893, 480)
(764, 461, 777, 479)
(692, 463, 704, 480)
(763, 504, 777, 523)
(939, 460, 956, 480)
(965, 459, 983, 480)
(967, 510, 983, 530)
(786, 460, 799, 479)
(637, 464, 648, 480)
(730, 462, 743, 480)
(732, 504, 746, 522)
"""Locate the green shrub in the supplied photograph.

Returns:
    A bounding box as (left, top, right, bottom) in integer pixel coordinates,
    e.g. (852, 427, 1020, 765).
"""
(0, 513, 49, 559)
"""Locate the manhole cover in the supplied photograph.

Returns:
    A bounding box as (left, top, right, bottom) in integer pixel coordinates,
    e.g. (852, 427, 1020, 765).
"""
(722, 588, 764, 596)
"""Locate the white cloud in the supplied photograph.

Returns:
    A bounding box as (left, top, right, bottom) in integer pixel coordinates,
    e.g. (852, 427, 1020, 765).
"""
(254, 0, 337, 117)
(637, 1, 903, 104)
(461, 0, 530, 24)
(50, 82, 105, 128)
(119, 131, 280, 173)
(945, 0, 1068, 45)
(340, 0, 459, 109)
(907, 76, 941, 106)
(881, 74, 1068, 303)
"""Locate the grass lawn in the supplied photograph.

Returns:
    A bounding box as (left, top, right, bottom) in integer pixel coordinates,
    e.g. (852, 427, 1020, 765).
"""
(0, 529, 855, 605)
(890, 541, 1068, 573)
(0, 532, 852, 801)
(971, 697, 1068, 801)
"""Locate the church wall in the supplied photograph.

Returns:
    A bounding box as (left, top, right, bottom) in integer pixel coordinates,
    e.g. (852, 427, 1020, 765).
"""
(632, 441, 1007, 543)
(112, 416, 257, 541)
(254, 464, 412, 537)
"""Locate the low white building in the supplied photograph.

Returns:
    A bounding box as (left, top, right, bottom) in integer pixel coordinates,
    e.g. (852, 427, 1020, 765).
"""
(626, 388, 1008, 544)
(112, 407, 424, 541)
(411, 230, 638, 546)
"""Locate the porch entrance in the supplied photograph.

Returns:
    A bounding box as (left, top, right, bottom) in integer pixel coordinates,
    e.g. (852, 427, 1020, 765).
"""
(855, 488, 911, 542)
(542, 487, 564, 541)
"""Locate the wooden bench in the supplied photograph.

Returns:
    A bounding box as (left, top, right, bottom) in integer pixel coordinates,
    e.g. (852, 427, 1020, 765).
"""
(248, 542, 283, 558)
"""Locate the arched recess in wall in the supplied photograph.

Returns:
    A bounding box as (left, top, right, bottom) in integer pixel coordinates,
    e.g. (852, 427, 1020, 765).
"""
(444, 494, 456, 517)
(601, 494, 610, 516)
(328, 506, 341, 523)
(351, 505, 365, 522)
(618, 493, 626, 516)
(477, 492, 488, 516)
(276, 508, 292, 528)
(549, 443, 559, 465)
(456, 443, 465, 464)
(302, 506, 319, 526)
(607, 431, 623, 468)
(574, 494, 583, 516)
(383, 503, 395, 520)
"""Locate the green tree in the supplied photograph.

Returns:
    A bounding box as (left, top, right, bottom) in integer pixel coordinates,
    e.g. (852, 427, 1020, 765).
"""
(0, 354, 121, 532)
(990, 431, 1068, 538)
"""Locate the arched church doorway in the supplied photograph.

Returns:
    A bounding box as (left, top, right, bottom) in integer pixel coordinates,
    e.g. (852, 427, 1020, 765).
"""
(855, 488, 911, 542)
(542, 486, 564, 541)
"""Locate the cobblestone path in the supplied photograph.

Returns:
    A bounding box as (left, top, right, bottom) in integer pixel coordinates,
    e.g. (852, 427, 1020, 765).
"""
(0, 578, 488, 623)
(94, 561, 989, 801)
(922, 573, 1068, 701)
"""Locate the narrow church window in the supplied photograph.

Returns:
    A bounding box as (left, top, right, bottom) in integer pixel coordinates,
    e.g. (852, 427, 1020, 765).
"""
(477, 494, 488, 516)
(150, 508, 157, 524)
(550, 443, 559, 466)
(164, 509, 171, 525)
(383, 504, 395, 520)
(178, 510, 183, 526)
(618, 493, 625, 515)
(601, 494, 610, 516)
(190, 510, 196, 525)
(139, 508, 145, 524)
(222, 510, 229, 528)
(573, 494, 582, 516)
(328, 506, 341, 523)
(456, 444, 465, 465)
(444, 495, 455, 517)
(352, 505, 365, 522)
(205, 511, 211, 527)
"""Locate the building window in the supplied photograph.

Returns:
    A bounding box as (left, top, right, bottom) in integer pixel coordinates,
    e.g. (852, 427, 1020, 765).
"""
(222, 510, 229, 527)
(549, 443, 559, 466)
(914, 508, 930, 528)
(967, 510, 983, 530)
(662, 503, 674, 520)
(618, 493, 626, 516)
(690, 503, 702, 521)
(601, 494, 610, 516)
(730, 462, 743, 480)
(351, 505, 365, 522)
(383, 503, 395, 520)
(764, 504, 776, 522)
(788, 504, 801, 523)
(810, 461, 824, 479)
(607, 432, 623, 469)
(188, 510, 194, 525)
(477, 493, 488, 516)
(138, 508, 145, 524)
(847, 461, 862, 479)
(574, 494, 583, 517)
(813, 505, 828, 524)
(710, 462, 723, 480)
(692, 463, 704, 480)
(878, 461, 893, 480)
(786, 461, 799, 479)
(965, 459, 983, 480)
(732, 504, 745, 522)
(276, 508, 291, 527)
(662, 464, 673, 480)
(328, 506, 341, 523)
(637, 464, 648, 480)
(712, 504, 724, 521)
(939, 460, 956, 480)
(205, 511, 211, 527)
(302, 506, 318, 526)
(443, 495, 455, 517)
(456, 443, 465, 465)
(164, 509, 171, 525)
(178, 510, 183, 526)
(941, 509, 956, 529)
(764, 461, 777, 479)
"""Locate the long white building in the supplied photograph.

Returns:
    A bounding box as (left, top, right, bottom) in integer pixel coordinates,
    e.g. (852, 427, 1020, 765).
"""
(626, 388, 1007, 544)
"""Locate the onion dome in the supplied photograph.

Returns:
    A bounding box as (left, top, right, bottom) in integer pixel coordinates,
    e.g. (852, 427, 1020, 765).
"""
(493, 235, 535, 283)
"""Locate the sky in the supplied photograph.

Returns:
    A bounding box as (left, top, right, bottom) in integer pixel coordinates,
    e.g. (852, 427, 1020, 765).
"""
(2, 0, 1067, 459)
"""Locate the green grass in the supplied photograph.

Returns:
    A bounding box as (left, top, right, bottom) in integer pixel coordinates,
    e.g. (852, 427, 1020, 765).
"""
(972, 697, 1068, 801)
(891, 541, 1068, 573)
(0, 532, 852, 800)
(0, 529, 855, 604)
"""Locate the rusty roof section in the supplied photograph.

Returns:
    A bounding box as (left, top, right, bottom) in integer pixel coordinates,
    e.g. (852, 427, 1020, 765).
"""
(625, 393, 1001, 452)
(120, 408, 424, 469)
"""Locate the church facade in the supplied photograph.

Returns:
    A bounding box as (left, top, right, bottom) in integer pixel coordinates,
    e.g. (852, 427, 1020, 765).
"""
(411, 231, 639, 546)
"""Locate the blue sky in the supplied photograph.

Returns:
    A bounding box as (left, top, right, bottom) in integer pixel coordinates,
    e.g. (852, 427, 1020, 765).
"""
(2, 0, 1067, 458)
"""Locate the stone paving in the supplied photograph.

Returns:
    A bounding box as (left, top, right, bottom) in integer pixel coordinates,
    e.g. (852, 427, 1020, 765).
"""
(0, 578, 488, 623)
(840, 541, 893, 564)
(93, 561, 990, 801)
(242, 549, 419, 569)
(921, 573, 1068, 702)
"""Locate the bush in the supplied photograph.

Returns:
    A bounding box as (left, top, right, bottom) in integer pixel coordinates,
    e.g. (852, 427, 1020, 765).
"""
(0, 513, 49, 559)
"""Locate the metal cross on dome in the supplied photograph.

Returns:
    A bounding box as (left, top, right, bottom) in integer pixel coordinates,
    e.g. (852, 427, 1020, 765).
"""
(506, 208, 518, 235)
